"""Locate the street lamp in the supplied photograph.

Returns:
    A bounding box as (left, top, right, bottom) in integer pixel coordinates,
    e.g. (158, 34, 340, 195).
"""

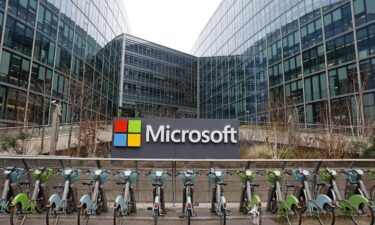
(50, 100, 61, 155)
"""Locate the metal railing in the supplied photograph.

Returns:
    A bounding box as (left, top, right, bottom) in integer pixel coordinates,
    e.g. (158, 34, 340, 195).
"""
(0, 156, 374, 207)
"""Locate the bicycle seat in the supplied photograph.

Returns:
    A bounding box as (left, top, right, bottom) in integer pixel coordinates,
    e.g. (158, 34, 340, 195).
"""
(19, 182, 30, 186)
(82, 181, 93, 186)
(250, 183, 260, 187)
(218, 181, 227, 186)
(315, 182, 326, 187)
(53, 185, 64, 189)
(116, 181, 127, 185)
(6, 166, 15, 170)
(185, 181, 194, 186)
(152, 182, 162, 187)
(37, 167, 46, 171)
(285, 182, 295, 188)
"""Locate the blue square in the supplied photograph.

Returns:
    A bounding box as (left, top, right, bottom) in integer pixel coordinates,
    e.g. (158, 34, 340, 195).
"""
(113, 133, 127, 147)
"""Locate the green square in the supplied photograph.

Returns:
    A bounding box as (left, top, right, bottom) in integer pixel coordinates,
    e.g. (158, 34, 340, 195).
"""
(128, 120, 142, 133)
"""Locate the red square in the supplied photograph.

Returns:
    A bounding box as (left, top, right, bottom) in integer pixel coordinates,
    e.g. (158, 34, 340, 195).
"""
(114, 120, 128, 133)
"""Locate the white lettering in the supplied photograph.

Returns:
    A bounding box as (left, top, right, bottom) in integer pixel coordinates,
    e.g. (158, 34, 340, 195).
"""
(210, 131, 223, 143)
(170, 130, 181, 143)
(201, 130, 210, 143)
(188, 130, 201, 143)
(146, 125, 165, 142)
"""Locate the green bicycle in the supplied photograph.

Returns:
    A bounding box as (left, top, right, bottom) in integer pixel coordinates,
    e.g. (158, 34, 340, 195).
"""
(237, 168, 262, 225)
(10, 167, 52, 225)
(266, 169, 302, 225)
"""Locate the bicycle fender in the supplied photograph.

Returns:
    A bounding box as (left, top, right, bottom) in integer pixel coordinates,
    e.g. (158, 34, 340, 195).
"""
(10, 193, 29, 209)
(316, 194, 334, 209)
(114, 195, 127, 211)
(347, 194, 370, 209)
(79, 194, 91, 208)
(47, 194, 61, 208)
(285, 195, 300, 210)
(220, 196, 226, 208)
(251, 195, 262, 206)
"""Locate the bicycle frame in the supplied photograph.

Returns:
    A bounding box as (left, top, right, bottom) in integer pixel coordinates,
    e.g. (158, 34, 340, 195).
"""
(153, 185, 162, 216)
(114, 170, 138, 216)
(215, 182, 227, 214)
(185, 185, 193, 215)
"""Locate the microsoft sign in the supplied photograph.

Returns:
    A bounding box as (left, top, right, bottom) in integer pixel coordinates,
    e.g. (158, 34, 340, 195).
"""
(111, 118, 239, 159)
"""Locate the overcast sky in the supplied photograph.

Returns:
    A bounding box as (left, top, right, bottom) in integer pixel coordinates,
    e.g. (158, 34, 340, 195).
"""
(123, 0, 222, 54)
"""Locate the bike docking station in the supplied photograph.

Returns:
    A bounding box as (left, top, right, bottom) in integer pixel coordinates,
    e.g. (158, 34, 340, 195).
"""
(0, 118, 374, 225)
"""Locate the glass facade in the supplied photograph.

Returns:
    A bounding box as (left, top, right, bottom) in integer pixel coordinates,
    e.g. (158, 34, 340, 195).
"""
(0, 0, 129, 126)
(122, 34, 197, 118)
(192, 0, 375, 125)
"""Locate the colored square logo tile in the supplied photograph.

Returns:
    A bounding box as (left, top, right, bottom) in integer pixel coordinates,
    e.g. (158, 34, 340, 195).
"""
(127, 134, 141, 147)
(114, 120, 128, 133)
(128, 120, 142, 133)
(113, 133, 127, 147)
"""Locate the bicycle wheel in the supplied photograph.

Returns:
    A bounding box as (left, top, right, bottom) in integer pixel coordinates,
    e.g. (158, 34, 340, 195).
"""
(46, 204, 60, 225)
(370, 186, 375, 200)
(66, 188, 75, 214)
(220, 207, 226, 225)
(77, 206, 89, 225)
(350, 204, 374, 225)
(318, 203, 335, 225)
(294, 186, 307, 213)
(5, 185, 21, 213)
(153, 209, 158, 225)
(96, 188, 104, 215)
(113, 207, 123, 225)
(269, 188, 278, 214)
(36, 186, 48, 213)
(286, 204, 302, 225)
(10, 203, 27, 225)
(252, 208, 262, 225)
(187, 209, 192, 225)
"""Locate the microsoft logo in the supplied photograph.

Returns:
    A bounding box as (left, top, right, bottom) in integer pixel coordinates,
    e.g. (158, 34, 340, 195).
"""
(113, 119, 142, 147)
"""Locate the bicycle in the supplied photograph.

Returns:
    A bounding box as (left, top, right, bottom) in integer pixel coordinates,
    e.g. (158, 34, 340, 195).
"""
(207, 168, 231, 225)
(292, 168, 335, 225)
(146, 169, 170, 225)
(237, 168, 262, 225)
(318, 167, 374, 225)
(10, 167, 53, 225)
(266, 169, 302, 225)
(46, 168, 81, 225)
(77, 168, 111, 225)
(113, 169, 139, 225)
(368, 169, 375, 210)
(0, 167, 25, 213)
(177, 169, 199, 225)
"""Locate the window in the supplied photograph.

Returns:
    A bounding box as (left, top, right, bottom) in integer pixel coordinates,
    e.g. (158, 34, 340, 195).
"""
(305, 72, 327, 101)
(354, 0, 375, 26)
(4, 15, 34, 56)
(329, 64, 358, 96)
(267, 40, 282, 65)
(285, 79, 303, 104)
(282, 30, 300, 57)
(326, 32, 355, 67)
(323, 3, 352, 39)
(55, 46, 71, 74)
(0, 85, 26, 121)
(34, 32, 55, 66)
(37, 4, 58, 39)
(356, 23, 375, 59)
(52, 73, 68, 100)
(30, 63, 52, 93)
(284, 55, 302, 81)
(300, 18, 323, 49)
(8, 0, 37, 25)
(0, 50, 30, 88)
(363, 92, 375, 124)
(303, 45, 325, 75)
(269, 86, 284, 105)
(359, 57, 375, 90)
(330, 97, 355, 125)
(269, 62, 283, 86)
(306, 101, 328, 124)
(58, 18, 74, 50)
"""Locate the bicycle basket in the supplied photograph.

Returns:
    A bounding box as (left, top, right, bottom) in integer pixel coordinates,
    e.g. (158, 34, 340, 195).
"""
(209, 171, 225, 184)
(266, 170, 282, 184)
(10, 168, 24, 182)
(120, 171, 138, 184)
(292, 170, 304, 183)
(238, 170, 255, 184)
(33, 168, 53, 182)
(178, 173, 197, 184)
(69, 169, 80, 183)
(151, 171, 168, 184)
(319, 169, 331, 183)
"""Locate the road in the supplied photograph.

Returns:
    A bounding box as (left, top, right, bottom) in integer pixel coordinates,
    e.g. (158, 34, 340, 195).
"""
(0, 208, 352, 225)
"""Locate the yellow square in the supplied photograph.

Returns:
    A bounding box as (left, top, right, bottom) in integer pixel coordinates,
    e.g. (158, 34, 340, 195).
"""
(127, 134, 141, 147)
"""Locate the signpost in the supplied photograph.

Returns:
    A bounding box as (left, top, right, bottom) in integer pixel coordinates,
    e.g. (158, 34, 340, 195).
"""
(111, 118, 239, 159)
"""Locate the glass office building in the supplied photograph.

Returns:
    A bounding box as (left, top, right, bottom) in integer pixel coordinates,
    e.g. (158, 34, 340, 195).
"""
(192, 0, 375, 126)
(122, 34, 197, 118)
(0, 0, 129, 126)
